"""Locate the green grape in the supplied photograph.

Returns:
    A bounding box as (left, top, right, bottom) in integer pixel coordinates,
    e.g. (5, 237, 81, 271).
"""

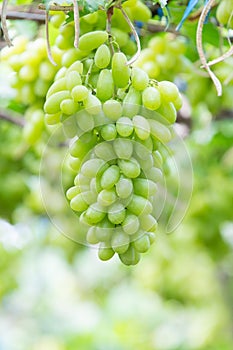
(39, 61, 57, 82)
(133, 115, 150, 140)
(83, 12, 99, 24)
(98, 243, 115, 261)
(95, 142, 116, 161)
(74, 173, 90, 188)
(50, 12, 66, 28)
(115, 176, 133, 199)
(108, 203, 126, 225)
(54, 67, 67, 80)
(81, 191, 97, 205)
(19, 65, 38, 82)
(85, 203, 106, 224)
(158, 81, 179, 103)
(94, 44, 111, 69)
(149, 119, 171, 143)
(130, 1, 152, 22)
(113, 138, 133, 159)
(122, 213, 140, 235)
(111, 229, 130, 254)
(60, 99, 78, 115)
(121, 39, 137, 56)
(133, 178, 157, 198)
(86, 226, 99, 244)
(134, 138, 153, 159)
(34, 79, 50, 98)
(152, 150, 163, 168)
(112, 52, 131, 88)
(137, 153, 154, 171)
(142, 86, 161, 110)
(140, 214, 158, 232)
(66, 186, 81, 200)
(70, 137, 94, 159)
(62, 48, 89, 67)
(111, 28, 129, 47)
(78, 30, 108, 51)
(66, 71, 82, 91)
(133, 232, 150, 253)
(46, 78, 67, 98)
(131, 67, 149, 91)
(101, 165, 120, 189)
(145, 167, 163, 182)
(123, 86, 141, 117)
(66, 61, 84, 74)
(103, 100, 123, 121)
(116, 117, 134, 137)
(84, 93, 102, 115)
(77, 110, 94, 132)
(95, 219, 114, 242)
(96, 70, 114, 102)
(216, 0, 233, 25)
(45, 112, 61, 125)
(127, 194, 152, 216)
(101, 124, 117, 141)
(97, 189, 117, 206)
(81, 158, 106, 178)
(72, 85, 89, 102)
(70, 194, 89, 212)
(119, 244, 141, 266)
(118, 158, 141, 178)
(157, 102, 177, 124)
(68, 156, 82, 172)
(173, 93, 183, 110)
(44, 91, 70, 114)
(146, 232, 156, 245)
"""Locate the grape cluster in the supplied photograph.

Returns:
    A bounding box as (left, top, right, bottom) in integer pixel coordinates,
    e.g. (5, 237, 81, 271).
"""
(0, 37, 62, 144)
(44, 30, 182, 265)
(134, 33, 191, 80)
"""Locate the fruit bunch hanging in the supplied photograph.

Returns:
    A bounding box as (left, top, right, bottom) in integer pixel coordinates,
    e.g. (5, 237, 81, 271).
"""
(44, 20, 182, 265)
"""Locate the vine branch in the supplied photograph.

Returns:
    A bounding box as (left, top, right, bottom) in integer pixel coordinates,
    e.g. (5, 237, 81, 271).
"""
(2, 0, 13, 47)
(72, 0, 80, 48)
(0, 110, 25, 127)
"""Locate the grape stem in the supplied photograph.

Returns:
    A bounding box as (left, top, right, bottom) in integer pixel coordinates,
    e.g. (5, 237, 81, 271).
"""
(45, 10, 57, 66)
(117, 5, 141, 66)
(38, 4, 73, 12)
(107, 6, 115, 57)
(72, 0, 80, 48)
(85, 60, 94, 87)
(0, 110, 25, 127)
(196, 0, 222, 96)
(1, 0, 13, 47)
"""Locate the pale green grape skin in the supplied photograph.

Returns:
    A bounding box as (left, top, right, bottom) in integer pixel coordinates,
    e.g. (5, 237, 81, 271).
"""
(74, 173, 90, 188)
(152, 150, 163, 168)
(111, 27, 129, 48)
(133, 233, 150, 253)
(84, 94, 102, 115)
(101, 165, 120, 190)
(118, 158, 141, 178)
(96, 70, 114, 102)
(116, 117, 134, 137)
(66, 185, 81, 200)
(44, 91, 70, 114)
(85, 203, 106, 224)
(140, 214, 158, 232)
(137, 154, 154, 171)
(127, 195, 152, 216)
(46, 78, 67, 98)
(66, 71, 82, 91)
(81, 158, 106, 178)
(45, 112, 61, 125)
(112, 52, 131, 88)
(158, 81, 179, 103)
(86, 226, 99, 244)
(55, 67, 67, 80)
(79, 30, 108, 51)
(103, 100, 123, 121)
(115, 177, 133, 199)
(173, 93, 183, 110)
(149, 119, 172, 143)
(122, 213, 140, 235)
(146, 232, 156, 245)
(133, 115, 150, 140)
(70, 194, 89, 212)
(98, 243, 115, 261)
(60, 99, 78, 115)
(101, 124, 117, 141)
(68, 156, 81, 172)
(145, 167, 163, 183)
(66, 61, 84, 74)
(142, 86, 161, 110)
(131, 67, 149, 91)
(157, 102, 177, 124)
(77, 110, 94, 132)
(111, 230, 130, 254)
(97, 189, 117, 206)
(113, 138, 133, 160)
(119, 245, 141, 266)
(94, 44, 111, 69)
(95, 142, 116, 161)
(72, 85, 89, 102)
(95, 219, 114, 242)
(123, 86, 141, 118)
(133, 178, 157, 198)
(108, 203, 126, 225)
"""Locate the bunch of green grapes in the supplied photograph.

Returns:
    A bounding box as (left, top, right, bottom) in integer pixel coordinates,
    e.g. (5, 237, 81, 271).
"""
(216, 0, 233, 27)
(52, 0, 151, 66)
(44, 30, 182, 265)
(133, 33, 192, 80)
(0, 37, 62, 145)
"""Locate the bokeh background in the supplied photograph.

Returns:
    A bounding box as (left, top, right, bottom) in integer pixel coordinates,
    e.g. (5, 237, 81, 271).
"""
(0, 1, 233, 349)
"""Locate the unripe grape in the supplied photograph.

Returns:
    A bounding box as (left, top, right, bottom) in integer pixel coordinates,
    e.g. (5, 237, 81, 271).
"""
(158, 81, 179, 103)
(140, 214, 158, 232)
(84, 93, 102, 115)
(116, 117, 134, 137)
(97, 189, 117, 206)
(101, 165, 120, 189)
(66, 71, 82, 91)
(85, 203, 106, 224)
(66, 61, 83, 74)
(133, 178, 157, 198)
(72, 85, 89, 102)
(127, 195, 152, 216)
(133, 115, 150, 140)
(79, 30, 108, 51)
(103, 99, 123, 121)
(60, 99, 78, 115)
(133, 232, 150, 253)
(95, 142, 116, 161)
(95, 218, 114, 242)
(86, 226, 99, 244)
(118, 158, 141, 178)
(98, 243, 115, 261)
(108, 203, 126, 225)
(122, 213, 140, 235)
(123, 86, 141, 117)
(70, 193, 89, 212)
(113, 138, 133, 159)
(44, 91, 70, 114)
(157, 102, 177, 124)
(111, 230, 130, 254)
(96, 70, 114, 102)
(115, 177, 133, 199)
(119, 245, 141, 266)
(142, 86, 161, 110)
(131, 67, 149, 91)
(101, 124, 117, 141)
(149, 119, 172, 143)
(112, 52, 131, 88)
(46, 78, 67, 98)
(94, 44, 111, 69)
(111, 28, 129, 47)
(81, 158, 106, 178)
